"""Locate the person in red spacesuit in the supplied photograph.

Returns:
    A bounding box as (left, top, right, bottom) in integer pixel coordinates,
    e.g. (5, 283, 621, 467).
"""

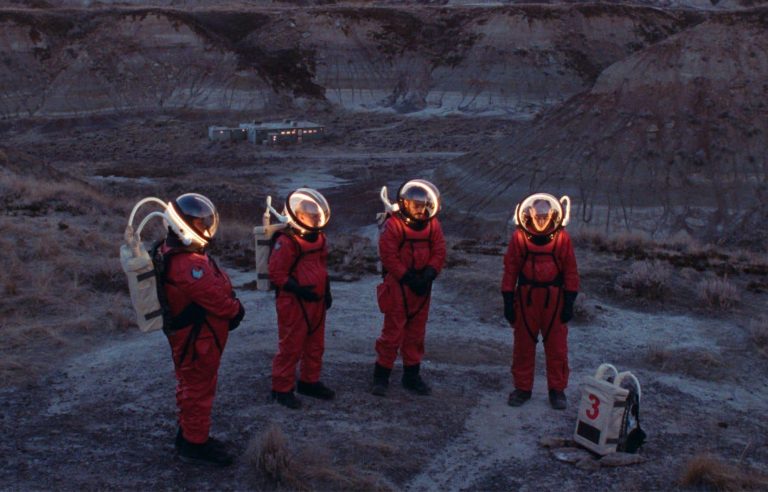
(160, 193, 245, 466)
(269, 188, 334, 410)
(371, 179, 446, 397)
(502, 193, 579, 410)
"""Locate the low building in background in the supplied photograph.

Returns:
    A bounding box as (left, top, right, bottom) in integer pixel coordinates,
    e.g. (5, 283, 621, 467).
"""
(209, 120, 325, 145)
(239, 120, 326, 145)
(207, 126, 247, 142)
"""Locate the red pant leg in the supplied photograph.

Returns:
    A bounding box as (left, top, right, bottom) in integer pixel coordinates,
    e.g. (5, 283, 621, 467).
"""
(543, 321, 569, 391)
(401, 296, 431, 366)
(272, 296, 308, 392)
(169, 327, 227, 444)
(300, 311, 326, 383)
(376, 311, 406, 369)
(511, 320, 538, 392)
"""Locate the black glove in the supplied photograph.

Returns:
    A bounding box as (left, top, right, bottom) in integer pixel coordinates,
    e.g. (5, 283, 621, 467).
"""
(415, 266, 438, 296)
(402, 270, 429, 296)
(325, 277, 332, 310)
(561, 291, 578, 323)
(229, 302, 245, 331)
(169, 302, 206, 331)
(283, 277, 322, 302)
(400, 270, 419, 289)
(502, 291, 516, 324)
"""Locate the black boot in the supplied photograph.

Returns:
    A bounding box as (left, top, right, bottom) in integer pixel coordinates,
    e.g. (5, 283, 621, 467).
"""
(271, 390, 302, 409)
(507, 389, 532, 407)
(177, 435, 234, 467)
(371, 363, 391, 397)
(297, 380, 336, 400)
(548, 389, 567, 410)
(402, 364, 431, 396)
(175, 427, 184, 451)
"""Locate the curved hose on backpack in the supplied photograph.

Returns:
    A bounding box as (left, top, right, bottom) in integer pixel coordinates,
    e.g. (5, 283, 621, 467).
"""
(594, 363, 620, 383)
(615, 371, 642, 401)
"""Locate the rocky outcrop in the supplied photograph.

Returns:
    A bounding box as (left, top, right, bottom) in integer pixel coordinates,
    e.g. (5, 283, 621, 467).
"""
(0, 5, 700, 117)
(441, 9, 768, 244)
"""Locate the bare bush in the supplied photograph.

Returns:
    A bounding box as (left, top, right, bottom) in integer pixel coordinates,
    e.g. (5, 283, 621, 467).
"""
(327, 234, 378, 279)
(680, 454, 768, 491)
(697, 277, 740, 311)
(615, 260, 671, 300)
(573, 228, 651, 255)
(249, 424, 293, 483)
(573, 293, 597, 322)
(646, 344, 722, 379)
(749, 317, 768, 357)
(0, 172, 129, 385)
(245, 425, 390, 491)
(664, 230, 699, 253)
(290, 447, 392, 492)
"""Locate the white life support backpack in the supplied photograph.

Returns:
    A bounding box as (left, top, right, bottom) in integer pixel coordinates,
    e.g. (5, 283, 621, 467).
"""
(253, 196, 288, 291)
(374, 185, 400, 275)
(119, 197, 170, 333)
(574, 363, 646, 456)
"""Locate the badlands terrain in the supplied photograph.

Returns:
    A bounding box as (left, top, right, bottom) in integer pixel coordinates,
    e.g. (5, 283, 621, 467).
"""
(1, 1, 768, 490)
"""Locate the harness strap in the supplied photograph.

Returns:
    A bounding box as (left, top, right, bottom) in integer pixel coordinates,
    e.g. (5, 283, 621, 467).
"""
(279, 231, 328, 334)
(175, 318, 223, 367)
(517, 232, 565, 343)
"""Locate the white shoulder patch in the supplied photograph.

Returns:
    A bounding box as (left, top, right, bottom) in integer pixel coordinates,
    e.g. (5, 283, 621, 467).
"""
(191, 267, 204, 279)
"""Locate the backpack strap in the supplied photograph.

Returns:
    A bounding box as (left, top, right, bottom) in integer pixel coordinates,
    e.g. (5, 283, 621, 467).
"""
(516, 231, 565, 343)
(279, 231, 327, 334)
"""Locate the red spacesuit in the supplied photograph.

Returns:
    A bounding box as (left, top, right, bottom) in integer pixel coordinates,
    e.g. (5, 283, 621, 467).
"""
(269, 188, 334, 409)
(161, 193, 244, 466)
(372, 179, 446, 397)
(502, 193, 579, 410)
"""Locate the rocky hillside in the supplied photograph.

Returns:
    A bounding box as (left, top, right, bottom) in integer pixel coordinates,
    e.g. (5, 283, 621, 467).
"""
(2, 3, 767, 246)
(1, 5, 701, 117)
(441, 9, 768, 246)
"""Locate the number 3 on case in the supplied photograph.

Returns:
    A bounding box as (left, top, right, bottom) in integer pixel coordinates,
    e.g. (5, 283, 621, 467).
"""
(586, 393, 600, 419)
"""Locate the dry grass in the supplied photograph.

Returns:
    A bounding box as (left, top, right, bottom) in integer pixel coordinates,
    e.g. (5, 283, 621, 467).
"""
(615, 260, 671, 300)
(749, 317, 768, 357)
(0, 172, 132, 385)
(573, 293, 597, 322)
(680, 454, 768, 491)
(697, 277, 740, 311)
(249, 424, 293, 483)
(646, 344, 723, 379)
(327, 233, 378, 279)
(245, 424, 391, 491)
(213, 219, 256, 269)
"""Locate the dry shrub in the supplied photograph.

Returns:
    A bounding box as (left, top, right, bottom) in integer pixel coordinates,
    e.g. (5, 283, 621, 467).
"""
(249, 424, 293, 483)
(573, 293, 597, 322)
(646, 344, 722, 379)
(615, 260, 671, 300)
(327, 234, 378, 278)
(680, 454, 768, 491)
(749, 317, 768, 357)
(697, 277, 740, 311)
(610, 230, 652, 254)
(572, 227, 645, 253)
(0, 174, 125, 216)
(246, 424, 390, 491)
(664, 230, 700, 253)
(0, 172, 129, 385)
(290, 447, 391, 492)
(214, 220, 255, 269)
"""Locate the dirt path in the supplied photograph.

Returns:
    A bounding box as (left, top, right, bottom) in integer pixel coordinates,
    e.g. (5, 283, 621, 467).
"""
(4, 260, 768, 490)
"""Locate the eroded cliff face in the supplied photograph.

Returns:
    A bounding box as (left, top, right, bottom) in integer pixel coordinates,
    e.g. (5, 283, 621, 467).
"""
(3, 4, 767, 244)
(0, 5, 700, 117)
(440, 10, 768, 242)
